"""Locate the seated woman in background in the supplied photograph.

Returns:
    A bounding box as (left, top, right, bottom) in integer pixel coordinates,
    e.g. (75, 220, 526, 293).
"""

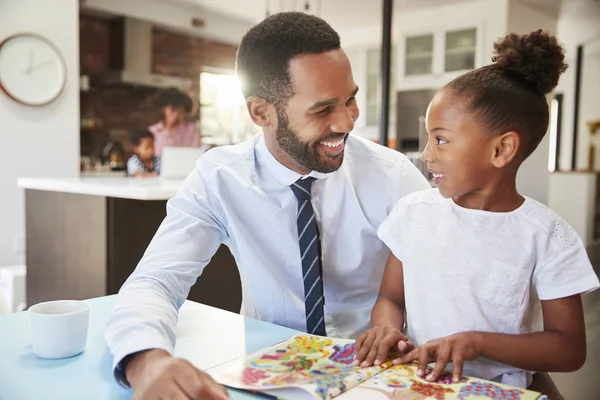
(127, 129, 160, 178)
(149, 87, 202, 157)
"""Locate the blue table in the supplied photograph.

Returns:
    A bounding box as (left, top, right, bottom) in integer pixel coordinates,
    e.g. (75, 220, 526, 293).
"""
(0, 296, 298, 400)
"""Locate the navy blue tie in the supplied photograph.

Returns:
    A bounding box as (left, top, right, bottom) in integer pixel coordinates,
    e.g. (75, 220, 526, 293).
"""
(290, 177, 326, 336)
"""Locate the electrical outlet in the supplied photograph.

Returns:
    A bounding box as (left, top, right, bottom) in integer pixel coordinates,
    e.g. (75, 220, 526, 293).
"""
(13, 235, 25, 255)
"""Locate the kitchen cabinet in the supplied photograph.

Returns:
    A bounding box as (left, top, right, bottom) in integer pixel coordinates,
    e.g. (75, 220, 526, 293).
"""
(397, 23, 483, 90)
(404, 34, 435, 76)
(444, 28, 477, 72)
(351, 23, 482, 131)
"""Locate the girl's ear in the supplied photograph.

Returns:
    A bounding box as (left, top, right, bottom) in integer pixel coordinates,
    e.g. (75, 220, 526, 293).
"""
(492, 131, 520, 168)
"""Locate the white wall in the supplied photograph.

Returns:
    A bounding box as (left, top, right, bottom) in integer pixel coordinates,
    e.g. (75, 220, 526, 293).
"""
(506, 0, 558, 205)
(506, 0, 557, 35)
(548, 172, 597, 246)
(0, 0, 80, 266)
(555, 2, 600, 171)
(581, 38, 600, 170)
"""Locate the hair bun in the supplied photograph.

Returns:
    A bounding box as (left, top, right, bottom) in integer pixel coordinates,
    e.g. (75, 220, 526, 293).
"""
(492, 30, 567, 95)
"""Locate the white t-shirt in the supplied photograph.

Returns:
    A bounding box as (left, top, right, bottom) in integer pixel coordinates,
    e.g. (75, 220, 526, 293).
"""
(377, 188, 599, 388)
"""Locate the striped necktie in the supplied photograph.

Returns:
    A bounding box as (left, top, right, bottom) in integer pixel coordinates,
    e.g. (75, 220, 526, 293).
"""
(290, 177, 326, 336)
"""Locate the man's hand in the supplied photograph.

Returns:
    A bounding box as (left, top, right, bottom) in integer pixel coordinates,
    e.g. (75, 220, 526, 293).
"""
(396, 332, 482, 383)
(126, 349, 230, 400)
(353, 326, 414, 367)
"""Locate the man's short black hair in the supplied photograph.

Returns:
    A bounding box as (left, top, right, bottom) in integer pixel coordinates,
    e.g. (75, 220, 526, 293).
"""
(129, 129, 154, 146)
(156, 87, 193, 113)
(236, 12, 341, 108)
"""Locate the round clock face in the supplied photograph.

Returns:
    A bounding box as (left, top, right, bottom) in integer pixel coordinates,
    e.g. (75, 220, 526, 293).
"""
(0, 33, 66, 106)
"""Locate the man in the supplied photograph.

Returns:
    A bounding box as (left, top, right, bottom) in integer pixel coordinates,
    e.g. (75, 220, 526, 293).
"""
(106, 11, 430, 400)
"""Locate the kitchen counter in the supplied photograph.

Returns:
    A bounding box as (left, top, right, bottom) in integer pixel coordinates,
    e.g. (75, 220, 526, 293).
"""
(17, 177, 182, 201)
(18, 177, 241, 312)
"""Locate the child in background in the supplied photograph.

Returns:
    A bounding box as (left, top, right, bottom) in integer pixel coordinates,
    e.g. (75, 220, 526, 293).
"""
(354, 30, 599, 392)
(127, 129, 161, 177)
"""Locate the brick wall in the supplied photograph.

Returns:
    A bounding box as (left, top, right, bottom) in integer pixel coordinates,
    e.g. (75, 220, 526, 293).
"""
(79, 13, 238, 159)
(79, 14, 111, 74)
(153, 28, 237, 78)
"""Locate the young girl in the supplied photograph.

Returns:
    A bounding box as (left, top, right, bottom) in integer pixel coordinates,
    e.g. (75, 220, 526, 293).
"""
(353, 30, 599, 391)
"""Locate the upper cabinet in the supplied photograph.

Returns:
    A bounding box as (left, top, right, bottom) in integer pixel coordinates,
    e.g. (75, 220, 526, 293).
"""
(444, 28, 477, 72)
(397, 24, 483, 89)
(404, 34, 434, 76)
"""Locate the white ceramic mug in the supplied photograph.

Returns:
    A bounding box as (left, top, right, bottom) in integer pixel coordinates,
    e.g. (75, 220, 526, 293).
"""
(28, 300, 90, 359)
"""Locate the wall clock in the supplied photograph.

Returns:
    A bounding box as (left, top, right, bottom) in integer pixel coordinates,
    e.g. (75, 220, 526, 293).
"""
(0, 33, 67, 106)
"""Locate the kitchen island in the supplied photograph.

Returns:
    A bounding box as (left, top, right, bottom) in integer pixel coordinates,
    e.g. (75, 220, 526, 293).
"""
(17, 177, 241, 312)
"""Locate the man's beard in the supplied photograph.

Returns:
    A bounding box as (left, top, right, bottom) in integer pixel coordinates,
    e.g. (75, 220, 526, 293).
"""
(275, 108, 347, 174)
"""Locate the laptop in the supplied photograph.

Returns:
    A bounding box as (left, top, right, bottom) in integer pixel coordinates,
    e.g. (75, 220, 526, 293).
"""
(160, 146, 206, 179)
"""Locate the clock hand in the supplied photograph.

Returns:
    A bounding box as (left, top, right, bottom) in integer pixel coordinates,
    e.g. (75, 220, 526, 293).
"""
(26, 58, 56, 73)
(25, 49, 34, 75)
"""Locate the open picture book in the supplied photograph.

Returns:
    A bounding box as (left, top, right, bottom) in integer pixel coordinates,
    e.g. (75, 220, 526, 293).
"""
(208, 334, 548, 400)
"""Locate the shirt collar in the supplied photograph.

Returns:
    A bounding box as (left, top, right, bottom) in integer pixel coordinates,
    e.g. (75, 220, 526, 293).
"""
(255, 134, 331, 187)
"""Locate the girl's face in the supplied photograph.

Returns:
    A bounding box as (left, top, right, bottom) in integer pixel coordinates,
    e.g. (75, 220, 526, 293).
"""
(421, 89, 499, 201)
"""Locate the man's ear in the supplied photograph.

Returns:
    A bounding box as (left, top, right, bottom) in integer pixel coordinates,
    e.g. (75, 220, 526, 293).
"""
(491, 131, 520, 168)
(246, 96, 271, 127)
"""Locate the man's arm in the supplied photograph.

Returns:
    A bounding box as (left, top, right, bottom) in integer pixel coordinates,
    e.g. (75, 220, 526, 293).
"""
(105, 161, 227, 385)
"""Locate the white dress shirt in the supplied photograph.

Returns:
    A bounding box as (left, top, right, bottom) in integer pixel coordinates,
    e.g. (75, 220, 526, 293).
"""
(105, 133, 430, 372)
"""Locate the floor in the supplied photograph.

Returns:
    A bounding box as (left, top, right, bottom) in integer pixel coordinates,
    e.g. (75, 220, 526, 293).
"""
(552, 245, 600, 399)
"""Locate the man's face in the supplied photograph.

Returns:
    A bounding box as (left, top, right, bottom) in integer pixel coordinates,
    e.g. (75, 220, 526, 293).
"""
(272, 49, 360, 174)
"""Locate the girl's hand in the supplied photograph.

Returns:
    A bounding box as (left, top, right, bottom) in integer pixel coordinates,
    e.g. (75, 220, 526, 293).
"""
(396, 332, 482, 383)
(354, 326, 414, 367)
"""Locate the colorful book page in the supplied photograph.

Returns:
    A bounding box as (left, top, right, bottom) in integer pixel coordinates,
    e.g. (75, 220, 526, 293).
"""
(208, 334, 545, 400)
(335, 364, 546, 400)
(210, 334, 389, 399)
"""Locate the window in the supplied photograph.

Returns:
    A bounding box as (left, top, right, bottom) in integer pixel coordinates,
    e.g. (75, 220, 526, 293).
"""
(199, 70, 256, 145)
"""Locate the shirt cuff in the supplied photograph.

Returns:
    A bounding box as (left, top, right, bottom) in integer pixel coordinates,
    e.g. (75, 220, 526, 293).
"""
(110, 333, 174, 388)
(114, 355, 134, 389)
(537, 280, 600, 301)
